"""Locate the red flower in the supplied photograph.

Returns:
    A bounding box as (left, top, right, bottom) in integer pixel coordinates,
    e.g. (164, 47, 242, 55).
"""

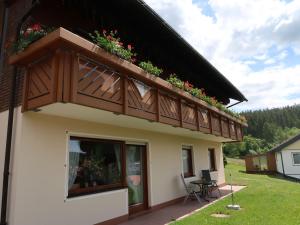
(184, 81, 193, 90)
(31, 23, 41, 31)
(127, 44, 132, 50)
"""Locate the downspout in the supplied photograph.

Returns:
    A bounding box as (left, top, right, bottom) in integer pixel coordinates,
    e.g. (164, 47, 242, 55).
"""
(280, 151, 285, 176)
(0, 1, 9, 72)
(0, 2, 39, 225)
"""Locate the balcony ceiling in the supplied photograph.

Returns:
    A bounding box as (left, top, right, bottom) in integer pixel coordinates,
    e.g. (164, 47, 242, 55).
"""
(25, 0, 246, 104)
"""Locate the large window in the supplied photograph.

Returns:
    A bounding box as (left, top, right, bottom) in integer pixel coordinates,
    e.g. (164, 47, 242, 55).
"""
(292, 152, 300, 165)
(182, 146, 194, 178)
(208, 148, 217, 171)
(68, 137, 125, 198)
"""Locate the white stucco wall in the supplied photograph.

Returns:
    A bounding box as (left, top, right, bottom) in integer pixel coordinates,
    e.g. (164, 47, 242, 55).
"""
(7, 108, 225, 225)
(275, 140, 300, 179)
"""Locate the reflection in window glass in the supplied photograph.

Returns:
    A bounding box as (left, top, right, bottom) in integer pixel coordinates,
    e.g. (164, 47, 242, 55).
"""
(68, 137, 123, 198)
(293, 153, 300, 165)
(182, 147, 193, 177)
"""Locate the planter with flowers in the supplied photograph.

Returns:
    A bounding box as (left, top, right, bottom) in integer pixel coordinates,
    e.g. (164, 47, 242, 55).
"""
(89, 30, 137, 63)
(13, 23, 54, 53)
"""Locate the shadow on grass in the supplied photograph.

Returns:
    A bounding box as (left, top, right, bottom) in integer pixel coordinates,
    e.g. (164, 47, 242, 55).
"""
(267, 173, 300, 183)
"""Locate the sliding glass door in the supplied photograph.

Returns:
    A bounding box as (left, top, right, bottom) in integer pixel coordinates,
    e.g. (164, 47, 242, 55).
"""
(126, 144, 148, 214)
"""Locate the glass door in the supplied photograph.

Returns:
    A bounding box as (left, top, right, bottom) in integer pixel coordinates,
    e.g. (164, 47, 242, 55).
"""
(126, 144, 148, 214)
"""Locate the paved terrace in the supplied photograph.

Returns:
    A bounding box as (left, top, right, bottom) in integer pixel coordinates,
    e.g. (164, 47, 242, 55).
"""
(120, 185, 245, 225)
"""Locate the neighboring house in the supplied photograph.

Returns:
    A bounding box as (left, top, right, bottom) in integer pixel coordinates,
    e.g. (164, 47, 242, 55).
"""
(0, 1, 247, 225)
(245, 133, 300, 180)
(272, 133, 300, 180)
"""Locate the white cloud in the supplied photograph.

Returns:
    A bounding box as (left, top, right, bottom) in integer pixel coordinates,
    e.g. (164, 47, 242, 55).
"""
(144, 0, 300, 111)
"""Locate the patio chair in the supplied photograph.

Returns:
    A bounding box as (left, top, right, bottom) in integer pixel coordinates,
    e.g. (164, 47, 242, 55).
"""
(201, 170, 221, 198)
(180, 174, 202, 204)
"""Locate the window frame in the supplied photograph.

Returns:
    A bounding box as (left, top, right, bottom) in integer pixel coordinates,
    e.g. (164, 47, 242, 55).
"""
(67, 136, 127, 198)
(182, 146, 194, 178)
(292, 152, 300, 166)
(208, 148, 217, 172)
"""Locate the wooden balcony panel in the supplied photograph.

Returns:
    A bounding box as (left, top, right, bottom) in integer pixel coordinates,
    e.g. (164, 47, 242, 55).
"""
(221, 117, 230, 138)
(158, 92, 181, 127)
(10, 28, 246, 141)
(229, 121, 237, 140)
(211, 113, 221, 136)
(127, 78, 157, 121)
(22, 54, 57, 111)
(198, 107, 211, 134)
(236, 124, 243, 141)
(72, 55, 123, 113)
(181, 101, 197, 130)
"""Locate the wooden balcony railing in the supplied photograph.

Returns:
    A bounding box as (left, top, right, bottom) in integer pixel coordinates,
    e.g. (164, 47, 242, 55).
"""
(10, 28, 246, 141)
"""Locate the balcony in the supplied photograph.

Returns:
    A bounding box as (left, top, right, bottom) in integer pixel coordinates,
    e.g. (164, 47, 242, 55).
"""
(9, 28, 245, 141)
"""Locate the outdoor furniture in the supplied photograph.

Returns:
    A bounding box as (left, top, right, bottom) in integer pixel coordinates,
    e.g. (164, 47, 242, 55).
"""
(180, 174, 202, 204)
(201, 170, 221, 198)
(190, 179, 210, 202)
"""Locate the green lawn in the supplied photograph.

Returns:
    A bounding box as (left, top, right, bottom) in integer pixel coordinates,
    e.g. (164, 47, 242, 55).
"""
(173, 162, 300, 225)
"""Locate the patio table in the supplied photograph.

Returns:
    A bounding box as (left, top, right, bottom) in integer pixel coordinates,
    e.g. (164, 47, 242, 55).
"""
(190, 179, 212, 202)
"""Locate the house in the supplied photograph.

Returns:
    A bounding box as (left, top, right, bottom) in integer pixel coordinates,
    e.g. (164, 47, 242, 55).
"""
(245, 133, 300, 180)
(271, 133, 300, 180)
(0, 1, 247, 225)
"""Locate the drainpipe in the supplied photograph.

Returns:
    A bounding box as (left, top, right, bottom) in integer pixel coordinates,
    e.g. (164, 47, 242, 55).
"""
(0, 2, 39, 225)
(280, 151, 285, 176)
(0, 1, 9, 72)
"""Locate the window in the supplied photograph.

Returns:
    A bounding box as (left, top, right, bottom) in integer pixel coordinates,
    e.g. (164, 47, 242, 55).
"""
(68, 137, 125, 198)
(292, 153, 300, 165)
(182, 146, 193, 177)
(208, 148, 217, 171)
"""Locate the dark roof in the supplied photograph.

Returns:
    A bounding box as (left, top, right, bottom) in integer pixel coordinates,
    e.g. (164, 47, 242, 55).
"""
(30, 0, 247, 103)
(269, 133, 300, 152)
(135, 0, 247, 103)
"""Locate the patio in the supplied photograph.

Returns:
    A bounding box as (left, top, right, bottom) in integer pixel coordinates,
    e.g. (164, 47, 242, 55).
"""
(120, 185, 245, 225)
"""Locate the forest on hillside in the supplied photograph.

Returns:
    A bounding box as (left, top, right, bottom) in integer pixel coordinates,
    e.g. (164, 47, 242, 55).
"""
(224, 105, 300, 158)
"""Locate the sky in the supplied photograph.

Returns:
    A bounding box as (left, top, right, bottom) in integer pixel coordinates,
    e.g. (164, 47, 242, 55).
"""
(144, 0, 300, 112)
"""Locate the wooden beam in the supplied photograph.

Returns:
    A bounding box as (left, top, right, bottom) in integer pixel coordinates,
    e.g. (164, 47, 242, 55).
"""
(208, 110, 213, 135)
(156, 89, 161, 122)
(195, 106, 200, 131)
(179, 98, 183, 127)
(123, 76, 128, 115)
(219, 117, 223, 136)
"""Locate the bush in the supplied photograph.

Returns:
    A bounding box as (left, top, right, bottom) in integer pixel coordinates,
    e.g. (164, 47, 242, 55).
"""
(138, 61, 163, 76)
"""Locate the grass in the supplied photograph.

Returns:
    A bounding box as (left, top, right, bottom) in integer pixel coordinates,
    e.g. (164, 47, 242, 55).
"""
(226, 157, 245, 166)
(173, 161, 300, 225)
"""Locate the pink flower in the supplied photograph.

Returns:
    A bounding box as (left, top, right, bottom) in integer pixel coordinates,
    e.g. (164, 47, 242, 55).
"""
(127, 44, 132, 50)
